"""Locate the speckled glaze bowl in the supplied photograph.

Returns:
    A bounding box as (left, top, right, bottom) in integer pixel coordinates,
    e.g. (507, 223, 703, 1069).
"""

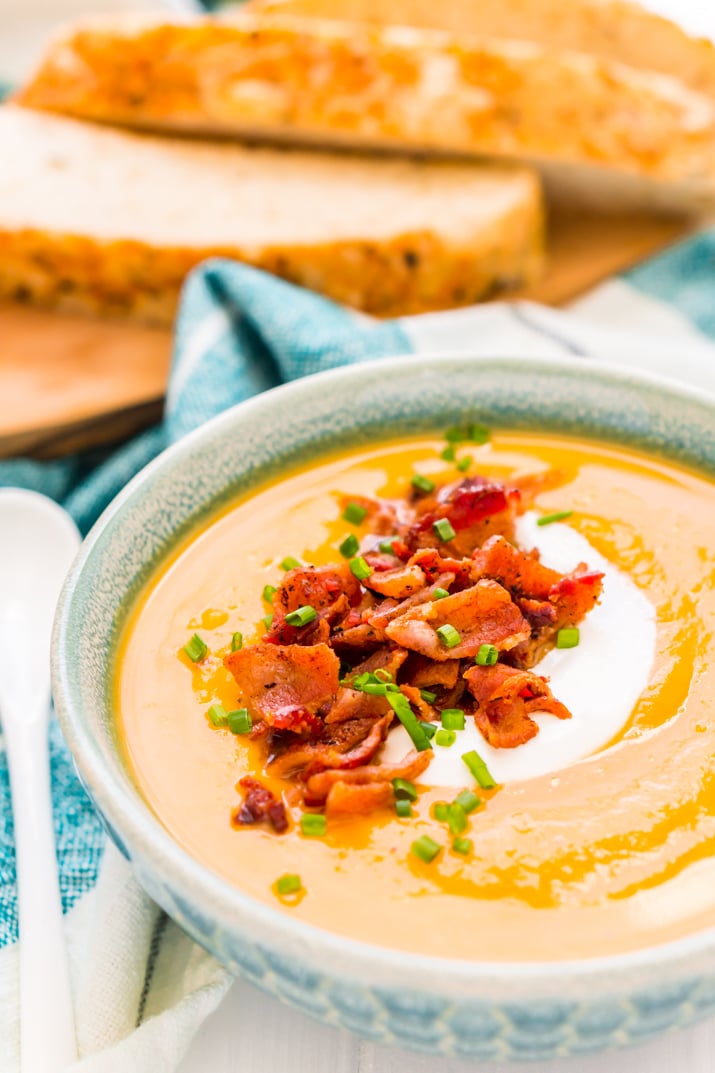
(53, 355, 715, 1062)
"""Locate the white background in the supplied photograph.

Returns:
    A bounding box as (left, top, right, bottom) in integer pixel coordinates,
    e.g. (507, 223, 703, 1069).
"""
(1, 0, 714, 1069)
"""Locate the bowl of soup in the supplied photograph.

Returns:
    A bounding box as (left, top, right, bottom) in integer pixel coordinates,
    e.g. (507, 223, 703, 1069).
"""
(52, 354, 715, 1060)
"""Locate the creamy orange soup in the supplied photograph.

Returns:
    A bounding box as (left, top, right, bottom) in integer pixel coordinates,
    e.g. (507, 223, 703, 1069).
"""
(116, 433, 715, 961)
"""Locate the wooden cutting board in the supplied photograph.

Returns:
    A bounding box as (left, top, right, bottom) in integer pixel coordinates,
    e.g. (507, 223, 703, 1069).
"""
(0, 208, 692, 459)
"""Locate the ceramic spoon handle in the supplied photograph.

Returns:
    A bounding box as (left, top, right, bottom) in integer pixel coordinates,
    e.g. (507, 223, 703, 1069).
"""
(4, 710, 78, 1072)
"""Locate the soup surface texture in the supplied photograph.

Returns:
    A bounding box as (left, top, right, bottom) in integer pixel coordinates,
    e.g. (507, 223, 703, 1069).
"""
(116, 434, 715, 961)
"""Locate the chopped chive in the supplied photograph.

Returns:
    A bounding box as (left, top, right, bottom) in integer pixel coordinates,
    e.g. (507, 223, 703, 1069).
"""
(387, 693, 432, 752)
(411, 835, 441, 863)
(379, 539, 395, 554)
(300, 813, 327, 838)
(280, 556, 301, 571)
(227, 708, 252, 735)
(262, 613, 274, 630)
(433, 518, 456, 542)
(411, 474, 436, 495)
(395, 799, 413, 818)
(475, 643, 499, 666)
(208, 704, 228, 728)
(556, 627, 580, 649)
(349, 556, 372, 581)
(467, 422, 490, 444)
(447, 802, 468, 835)
(440, 444, 456, 462)
(262, 584, 277, 604)
(441, 708, 465, 731)
(392, 778, 418, 801)
(436, 623, 461, 649)
(276, 874, 302, 896)
(462, 750, 497, 790)
(420, 689, 437, 704)
(433, 802, 449, 822)
(456, 456, 471, 473)
(183, 633, 208, 663)
(231, 631, 243, 652)
(537, 510, 573, 527)
(339, 533, 360, 558)
(374, 668, 393, 683)
(285, 604, 318, 627)
(452, 836, 473, 856)
(343, 502, 367, 525)
(445, 426, 467, 443)
(432, 587, 449, 600)
(435, 728, 456, 747)
(360, 682, 392, 696)
(454, 789, 481, 814)
(422, 722, 438, 740)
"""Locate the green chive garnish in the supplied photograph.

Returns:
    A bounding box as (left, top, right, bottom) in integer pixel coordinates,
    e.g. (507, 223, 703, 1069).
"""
(441, 708, 465, 731)
(285, 605, 318, 627)
(411, 835, 441, 863)
(455, 789, 480, 814)
(387, 694, 432, 752)
(183, 633, 208, 663)
(349, 556, 372, 581)
(343, 502, 367, 525)
(262, 613, 274, 630)
(435, 729, 456, 747)
(262, 584, 277, 603)
(456, 456, 471, 473)
(419, 689, 437, 704)
(339, 533, 360, 558)
(537, 510, 573, 527)
(440, 445, 456, 462)
(462, 750, 497, 789)
(231, 632, 243, 652)
(445, 426, 467, 443)
(300, 813, 327, 838)
(452, 837, 473, 856)
(468, 422, 490, 444)
(436, 623, 461, 649)
(379, 539, 396, 554)
(432, 587, 449, 600)
(433, 518, 456, 542)
(475, 643, 499, 666)
(556, 627, 580, 649)
(447, 802, 468, 835)
(374, 669, 392, 683)
(395, 799, 412, 818)
(280, 556, 301, 571)
(433, 802, 449, 822)
(411, 474, 436, 495)
(227, 708, 252, 735)
(276, 874, 302, 896)
(208, 704, 228, 727)
(422, 722, 438, 739)
(392, 778, 418, 801)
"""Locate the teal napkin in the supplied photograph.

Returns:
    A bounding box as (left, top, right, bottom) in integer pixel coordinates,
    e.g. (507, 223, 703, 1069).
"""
(0, 235, 713, 948)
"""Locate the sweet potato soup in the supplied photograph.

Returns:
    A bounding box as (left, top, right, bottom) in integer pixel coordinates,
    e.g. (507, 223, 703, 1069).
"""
(116, 432, 715, 961)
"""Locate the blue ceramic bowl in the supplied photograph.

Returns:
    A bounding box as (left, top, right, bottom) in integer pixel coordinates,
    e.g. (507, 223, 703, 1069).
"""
(52, 355, 715, 1061)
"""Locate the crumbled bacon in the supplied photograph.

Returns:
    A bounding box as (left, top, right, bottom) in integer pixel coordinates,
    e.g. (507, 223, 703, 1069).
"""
(408, 477, 521, 556)
(266, 565, 360, 645)
(464, 664, 571, 748)
(409, 656, 460, 690)
(233, 776, 288, 833)
(325, 780, 394, 816)
(327, 648, 408, 724)
(364, 562, 426, 599)
(269, 714, 392, 780)
(224, 642, 339, 731)
(304, 748, 432, 806)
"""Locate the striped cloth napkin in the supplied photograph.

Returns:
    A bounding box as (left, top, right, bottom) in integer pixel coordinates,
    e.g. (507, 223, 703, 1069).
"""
(1, 234, 715, 1071)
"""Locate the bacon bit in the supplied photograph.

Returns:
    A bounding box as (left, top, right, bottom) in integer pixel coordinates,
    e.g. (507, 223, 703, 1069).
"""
(464, 664, 571, 749)
(233, 776, 288, 833)
(472, 535, 563, 598)
(266, 565, 360, 645)
(268, 706, 324, 737)
(330, 620, 387, 650)
(516, 596, 557, 630)
(385, 580, 529, 661)
(325, 780, 394, 816)
(304, 748, 431, 805)
(224, 642, 339, 731)
(338, 493, 406, 536)
(409, 656, 460, 690)
(368, 573, 456, 632)
(327, 647, 408, 724)
(399, 683, 437, 722)
(391, 540, 412, 561)
(364, 562, 426, 599)
(549, 569, 604, 629)
(409, 477, 521, 556)
(363, 551, 400, 573)
(269, 714, 392, 780)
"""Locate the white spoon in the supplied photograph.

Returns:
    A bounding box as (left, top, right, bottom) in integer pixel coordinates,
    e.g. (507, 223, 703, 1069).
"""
(0, 489, 80, 1072)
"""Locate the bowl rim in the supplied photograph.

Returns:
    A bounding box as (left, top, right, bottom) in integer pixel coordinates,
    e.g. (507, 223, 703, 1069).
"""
(52, 351, 715, 990)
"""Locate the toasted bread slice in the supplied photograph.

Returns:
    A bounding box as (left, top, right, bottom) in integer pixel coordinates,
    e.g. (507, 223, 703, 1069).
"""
(0, 105, 544, 324)
(249, 0, 715, 97)
(19, 12, 715, 213)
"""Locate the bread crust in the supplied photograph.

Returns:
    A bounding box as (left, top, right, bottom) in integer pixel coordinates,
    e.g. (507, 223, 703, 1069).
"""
(0, 108, 544, 323)
(19, 13, 715, 205)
